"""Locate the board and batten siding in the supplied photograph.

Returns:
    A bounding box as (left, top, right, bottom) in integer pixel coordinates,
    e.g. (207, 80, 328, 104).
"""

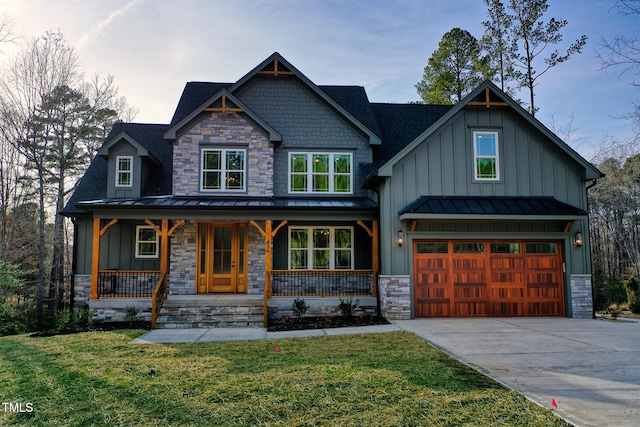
(379, 107, 591, 276)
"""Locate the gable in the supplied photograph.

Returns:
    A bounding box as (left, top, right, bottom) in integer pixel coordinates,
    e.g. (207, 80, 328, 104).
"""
(376, 81, 602, 181)
(165, 89, 281, 142)
(229, 53, 381, 145)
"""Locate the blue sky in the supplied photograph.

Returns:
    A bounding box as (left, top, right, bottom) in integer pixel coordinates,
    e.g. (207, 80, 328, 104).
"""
(2, 0, 638, 160)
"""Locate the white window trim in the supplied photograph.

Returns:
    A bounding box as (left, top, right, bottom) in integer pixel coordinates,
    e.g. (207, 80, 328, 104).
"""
(473, 131, 500, 181)
(135, 225, 158, 258)
(288, 152, 353, 194)
(200, 148, 247, 193)
(288, 226, 354, 270)
(115, 155, 133, 188)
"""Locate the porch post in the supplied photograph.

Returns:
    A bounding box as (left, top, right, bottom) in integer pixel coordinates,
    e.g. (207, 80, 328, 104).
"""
(160, 219, 169, 275)
(90, 218, 101, 300)
(264, 220, 272, 326)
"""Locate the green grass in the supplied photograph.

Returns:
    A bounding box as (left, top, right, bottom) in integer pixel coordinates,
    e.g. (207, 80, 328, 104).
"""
(0, 331, 569, 426)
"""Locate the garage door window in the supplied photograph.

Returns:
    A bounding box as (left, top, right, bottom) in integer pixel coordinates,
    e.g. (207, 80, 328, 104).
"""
(416, 242, 448, 253)
(526, 243, 557, 254)
(490, 243, 521, 253)
(453, 242, 485, 253)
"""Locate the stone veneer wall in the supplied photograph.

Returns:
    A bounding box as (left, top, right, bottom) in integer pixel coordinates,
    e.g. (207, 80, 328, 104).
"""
(268, 297, 377, 319)
(379, 275, 411, 320)
(570, 274, 593, 318)
(247, 223, 265, 295)
(169, 220, 198, 295)
(172, 112, 273, 197)
(73, 274, 92, 307)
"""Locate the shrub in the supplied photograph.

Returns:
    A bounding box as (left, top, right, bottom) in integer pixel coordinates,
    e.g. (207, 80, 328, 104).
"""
(338, 298, 359, 317)
(623, 276, 640, 313)
(291, 298, 308, 317)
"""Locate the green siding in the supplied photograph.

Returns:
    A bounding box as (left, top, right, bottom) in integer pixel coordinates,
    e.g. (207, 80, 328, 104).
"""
(378, 106, 592, 277)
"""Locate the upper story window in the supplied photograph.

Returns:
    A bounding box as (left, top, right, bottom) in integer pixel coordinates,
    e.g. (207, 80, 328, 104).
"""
(200, 148, 246, 192)
(289, 152, 352, 194)
(135, 225, 158, 258)
(116, 156, 133, 187)
(473, 131, 500, 181)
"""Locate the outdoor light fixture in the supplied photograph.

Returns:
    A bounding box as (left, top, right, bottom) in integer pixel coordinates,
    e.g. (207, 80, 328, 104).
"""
(574, 231, 583, 247)
(396, 230, 404, 247)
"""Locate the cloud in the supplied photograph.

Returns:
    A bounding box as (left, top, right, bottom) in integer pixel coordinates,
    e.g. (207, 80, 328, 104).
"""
(78, 0, 142, 49)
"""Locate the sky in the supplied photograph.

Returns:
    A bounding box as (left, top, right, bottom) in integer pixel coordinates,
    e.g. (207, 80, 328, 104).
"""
(1, 0, 638, 160)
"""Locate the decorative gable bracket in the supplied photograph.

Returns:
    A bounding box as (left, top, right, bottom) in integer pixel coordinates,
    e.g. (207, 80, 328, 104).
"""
(467, 87, 509, 108)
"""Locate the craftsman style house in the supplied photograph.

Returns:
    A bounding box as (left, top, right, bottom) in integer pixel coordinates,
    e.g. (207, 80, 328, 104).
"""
(63, 52, 601, 327)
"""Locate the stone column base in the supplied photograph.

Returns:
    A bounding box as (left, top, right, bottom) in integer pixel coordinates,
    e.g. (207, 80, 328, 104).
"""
(378, 275, 411, 320)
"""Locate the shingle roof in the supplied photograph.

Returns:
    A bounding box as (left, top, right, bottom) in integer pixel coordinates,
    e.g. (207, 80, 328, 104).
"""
(371, 103, 452, 169)
(399, 196, 587, 216)
(319, 86, 382, 139)
(170, 82, 233, 126)
(63, 123, 171, 215)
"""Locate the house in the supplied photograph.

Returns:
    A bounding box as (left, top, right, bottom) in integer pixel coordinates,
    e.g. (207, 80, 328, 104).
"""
(63, 52, 602, 327)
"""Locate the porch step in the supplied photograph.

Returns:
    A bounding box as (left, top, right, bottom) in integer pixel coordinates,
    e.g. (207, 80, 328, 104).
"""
(154, 295, 264, 329)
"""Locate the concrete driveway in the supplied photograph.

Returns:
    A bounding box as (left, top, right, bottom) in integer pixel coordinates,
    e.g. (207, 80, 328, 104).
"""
(393, 318, 640, 427)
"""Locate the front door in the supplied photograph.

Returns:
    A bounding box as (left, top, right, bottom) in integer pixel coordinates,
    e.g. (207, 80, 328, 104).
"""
(197, 223, 247, 293)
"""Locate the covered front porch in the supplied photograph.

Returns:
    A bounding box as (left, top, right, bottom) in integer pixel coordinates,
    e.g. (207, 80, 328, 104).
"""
(86, 205, 379, 327)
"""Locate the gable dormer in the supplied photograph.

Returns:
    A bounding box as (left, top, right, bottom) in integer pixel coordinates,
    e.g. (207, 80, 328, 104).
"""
(97, 131, 161, 199)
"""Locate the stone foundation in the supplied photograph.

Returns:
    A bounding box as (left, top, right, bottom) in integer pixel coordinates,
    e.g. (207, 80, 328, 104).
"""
(570, 274, 593, 318)
(268, 296, 377, 318)
(88, 298, 152, 322)
(73, 274, 92, 307)
(378, 275, 411, 320)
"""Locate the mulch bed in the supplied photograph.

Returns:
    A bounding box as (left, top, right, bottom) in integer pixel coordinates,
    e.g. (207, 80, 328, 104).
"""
(267, 315, 390, 332)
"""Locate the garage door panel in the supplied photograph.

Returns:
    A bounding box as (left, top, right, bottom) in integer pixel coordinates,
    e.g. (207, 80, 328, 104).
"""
(414, 240, 565, 318)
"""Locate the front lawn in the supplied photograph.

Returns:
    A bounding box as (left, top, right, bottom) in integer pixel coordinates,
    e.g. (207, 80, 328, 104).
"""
(0, 331, 569, 426)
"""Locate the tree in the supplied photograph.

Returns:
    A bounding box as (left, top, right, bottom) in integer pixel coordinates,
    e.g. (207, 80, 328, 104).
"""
(416, 28, 492, 104)
(482, 0, 514, 93)
(505, 0, 587, 116)
(0, 31, 133, 327)
(599, 0, 640, 137)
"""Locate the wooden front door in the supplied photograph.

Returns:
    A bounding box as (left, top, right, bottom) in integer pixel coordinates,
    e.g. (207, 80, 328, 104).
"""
(197, 223, 248, 293)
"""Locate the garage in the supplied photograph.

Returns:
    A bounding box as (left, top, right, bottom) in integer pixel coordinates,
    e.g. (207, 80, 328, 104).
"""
(413, 240, 565, 317)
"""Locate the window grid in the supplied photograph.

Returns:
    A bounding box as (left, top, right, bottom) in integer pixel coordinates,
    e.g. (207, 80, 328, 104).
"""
(135, 225, 158, 258)
(116, 156, 133, 187)
(473, 131, 500, 181)
(289, 152, 352, 194)
(288, 226, 354, 270)
(200, 148, 246, 192)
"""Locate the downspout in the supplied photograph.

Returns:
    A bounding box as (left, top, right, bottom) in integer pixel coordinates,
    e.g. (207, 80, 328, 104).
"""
(371, 187, 382, 318)
(69, 216, 78, 311)
(585, 178, 598, 319)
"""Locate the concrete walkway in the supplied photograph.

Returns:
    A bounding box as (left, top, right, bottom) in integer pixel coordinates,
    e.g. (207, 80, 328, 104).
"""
(131, 318, 640, 427)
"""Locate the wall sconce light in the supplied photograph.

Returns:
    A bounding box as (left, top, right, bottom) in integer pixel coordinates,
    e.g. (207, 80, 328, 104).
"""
(574, 231, 583, 247)
(396, 230, 404, 247)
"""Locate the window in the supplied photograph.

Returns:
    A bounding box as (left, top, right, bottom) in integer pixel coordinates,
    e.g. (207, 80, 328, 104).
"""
(289, 226, 353, 269)
(289, 152, 352, 193)
(201, 149, 246, 192)
(116, 156, 133, 187)
(473, 131, 500, 180)
(135, 226, 158, 258)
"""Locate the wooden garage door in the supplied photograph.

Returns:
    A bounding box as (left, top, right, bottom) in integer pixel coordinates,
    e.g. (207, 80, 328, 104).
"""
(414, 240, 565, 317)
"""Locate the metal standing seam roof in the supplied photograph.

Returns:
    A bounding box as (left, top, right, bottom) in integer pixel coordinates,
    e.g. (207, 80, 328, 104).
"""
(399, 196, 587, 216)
(76, 197, 378, 211)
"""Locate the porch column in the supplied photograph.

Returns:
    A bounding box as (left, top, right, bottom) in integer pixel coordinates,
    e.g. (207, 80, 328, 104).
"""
(90, 218, 118, 300)
(90, 218, 100, 300)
